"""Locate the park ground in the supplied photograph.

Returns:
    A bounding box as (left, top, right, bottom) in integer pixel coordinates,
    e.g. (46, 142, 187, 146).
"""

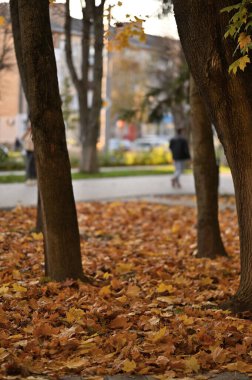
(1, 194, 252, 380)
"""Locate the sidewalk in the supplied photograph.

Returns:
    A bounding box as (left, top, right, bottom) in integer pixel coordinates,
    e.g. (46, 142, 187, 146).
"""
(0, 173, 234, 209)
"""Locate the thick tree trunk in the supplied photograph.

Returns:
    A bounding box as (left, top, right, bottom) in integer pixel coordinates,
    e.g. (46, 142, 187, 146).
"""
(65, 0, 105, 174)
(174, 0, 252, 312)
(10, 0, 85, 281)
(190, 76, 227, 259)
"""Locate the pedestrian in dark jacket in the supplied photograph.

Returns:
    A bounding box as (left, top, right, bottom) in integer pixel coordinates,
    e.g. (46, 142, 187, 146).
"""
(169, 129, 190, 188)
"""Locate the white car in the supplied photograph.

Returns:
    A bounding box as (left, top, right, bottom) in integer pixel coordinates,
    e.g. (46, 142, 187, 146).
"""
(132, 136, 169, 151)
(108, 138, 132, 151)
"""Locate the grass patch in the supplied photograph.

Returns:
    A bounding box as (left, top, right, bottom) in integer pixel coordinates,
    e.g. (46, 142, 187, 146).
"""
(0, 165, 230, 184)
(72, 167, 175, 180)
(0, 167, 175, 184)
(0, 175, 25, 184)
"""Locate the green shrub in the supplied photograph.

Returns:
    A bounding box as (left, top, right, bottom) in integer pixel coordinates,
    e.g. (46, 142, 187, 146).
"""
(99, 147, 172, 167)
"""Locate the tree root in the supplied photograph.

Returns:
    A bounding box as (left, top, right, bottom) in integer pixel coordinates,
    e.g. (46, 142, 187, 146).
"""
(220, 296, 252, 315)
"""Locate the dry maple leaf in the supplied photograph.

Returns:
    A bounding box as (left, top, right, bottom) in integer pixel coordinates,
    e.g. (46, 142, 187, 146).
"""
(184, 356, 200, 373)
(122, 359, 137, 372)
(109, 315, 131, 329)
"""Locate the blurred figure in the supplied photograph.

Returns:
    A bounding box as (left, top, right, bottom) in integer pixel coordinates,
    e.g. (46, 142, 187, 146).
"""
(14, 137, 22, 151)
(169, 129, 190, 188)
(22, 122, 36, 185)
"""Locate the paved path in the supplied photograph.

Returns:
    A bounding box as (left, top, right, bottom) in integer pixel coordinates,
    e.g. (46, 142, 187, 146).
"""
(0, 173, 234, 209)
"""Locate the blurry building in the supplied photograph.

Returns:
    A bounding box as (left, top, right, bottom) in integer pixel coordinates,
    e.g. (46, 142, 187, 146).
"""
(109, 30, 182, 141)
(0, 3, 83, 144)
(0, 3, 181, 147)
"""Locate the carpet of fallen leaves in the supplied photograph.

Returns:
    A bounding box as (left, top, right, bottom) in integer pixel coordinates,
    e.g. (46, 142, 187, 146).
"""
(1, 199, 252, 380)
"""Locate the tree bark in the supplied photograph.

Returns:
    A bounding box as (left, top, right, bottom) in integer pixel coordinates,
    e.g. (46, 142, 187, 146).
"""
(65, 0, 105, 173)
(10, 0, 85, 281)
(11, 1, 43, 239)
(190, 76, 227, 259)
(174, 0, 252, 312)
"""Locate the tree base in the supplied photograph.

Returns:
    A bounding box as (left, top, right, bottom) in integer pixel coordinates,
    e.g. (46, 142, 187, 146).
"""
(196, 245, 228, 259)
(220, 296, 252, 314)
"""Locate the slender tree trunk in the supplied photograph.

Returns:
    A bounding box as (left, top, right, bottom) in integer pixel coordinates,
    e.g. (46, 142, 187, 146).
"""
(174, 0, 252, 312)
(190, 76, 227, 258)
(65, 0, 105, 173)
(11, 2, 43, 240)
(10, 0, 85, 281)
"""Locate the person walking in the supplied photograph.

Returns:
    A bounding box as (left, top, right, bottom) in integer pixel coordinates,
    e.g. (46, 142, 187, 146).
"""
(169, 129, 190, 188)
(22, 122, 37, 185)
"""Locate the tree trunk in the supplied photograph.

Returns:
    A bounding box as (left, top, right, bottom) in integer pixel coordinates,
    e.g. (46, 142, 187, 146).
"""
(10, 0, 85, 281)
(11, 2, 43, 243)
(174, 0, 252, 312)
(190, 76, 227, 259)
(65, 0, 105, 173)
(36, 190, 43, 233)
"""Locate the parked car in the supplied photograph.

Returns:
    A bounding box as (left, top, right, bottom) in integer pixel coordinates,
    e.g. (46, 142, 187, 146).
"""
(132, 136, 169, 151)
(108, 138, 132, 152)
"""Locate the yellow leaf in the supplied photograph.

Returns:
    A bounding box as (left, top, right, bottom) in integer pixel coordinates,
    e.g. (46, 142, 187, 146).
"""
(122, 359, 136, 373)
(99, 285, 111, 296)
(31, 232, 43, 241)
(200, 277, 213, 286)
(103, 272, 112, 279)
(115, 262, 133, 274)
(157, 283, 174, 293)
(229, 55, 250, 74)
(117, 1, 123, 6)
(0, 16, 5, 26)
(66, 307, 84, 324)
(116, 295, 128, 303)
(0, 285, 9, 295)
(12, 270, 21, 280)
(12, 283, 27, 293)
(178, 315, 194, 325)
(150, 326, 167, 343)
(171, 223, 180, 234)
(185, 356, 200, 373)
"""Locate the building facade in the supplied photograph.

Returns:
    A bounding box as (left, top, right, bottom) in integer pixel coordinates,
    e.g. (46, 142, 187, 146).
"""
(0, 3, 181, 147)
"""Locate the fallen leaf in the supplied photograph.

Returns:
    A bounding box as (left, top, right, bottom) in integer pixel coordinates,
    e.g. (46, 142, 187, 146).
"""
(185, 356, 200, 373)
(150, 326, 167, 342)
(122, 359, 136, 372)
(157, 283, 175, 293)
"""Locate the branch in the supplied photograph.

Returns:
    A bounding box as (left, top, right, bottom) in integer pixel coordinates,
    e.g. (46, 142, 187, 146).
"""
(9, 0, 28, 99)
(81, 1, 91, 87)
(65, 0, 81, 90)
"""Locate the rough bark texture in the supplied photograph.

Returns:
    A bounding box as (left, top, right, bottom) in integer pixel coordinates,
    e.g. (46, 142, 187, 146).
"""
(190, 76, 227, 259)
(10, 0, 84, 281)
(174, 0, 252, 311)
(11, 1, 43, 238)
(65, 0, 105, 173)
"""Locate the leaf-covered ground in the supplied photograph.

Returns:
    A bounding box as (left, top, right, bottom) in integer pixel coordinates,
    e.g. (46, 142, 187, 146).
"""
(0, 199, 252, 380)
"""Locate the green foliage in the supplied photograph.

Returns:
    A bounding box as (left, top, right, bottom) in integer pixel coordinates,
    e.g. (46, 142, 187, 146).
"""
(99, 146, 172, 166)
(222, 0, 252, 74)
(144, 62, 189, 123)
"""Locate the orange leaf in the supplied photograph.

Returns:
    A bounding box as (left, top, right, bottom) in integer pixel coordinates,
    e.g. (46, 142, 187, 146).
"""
(109, 315, 131, 329)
